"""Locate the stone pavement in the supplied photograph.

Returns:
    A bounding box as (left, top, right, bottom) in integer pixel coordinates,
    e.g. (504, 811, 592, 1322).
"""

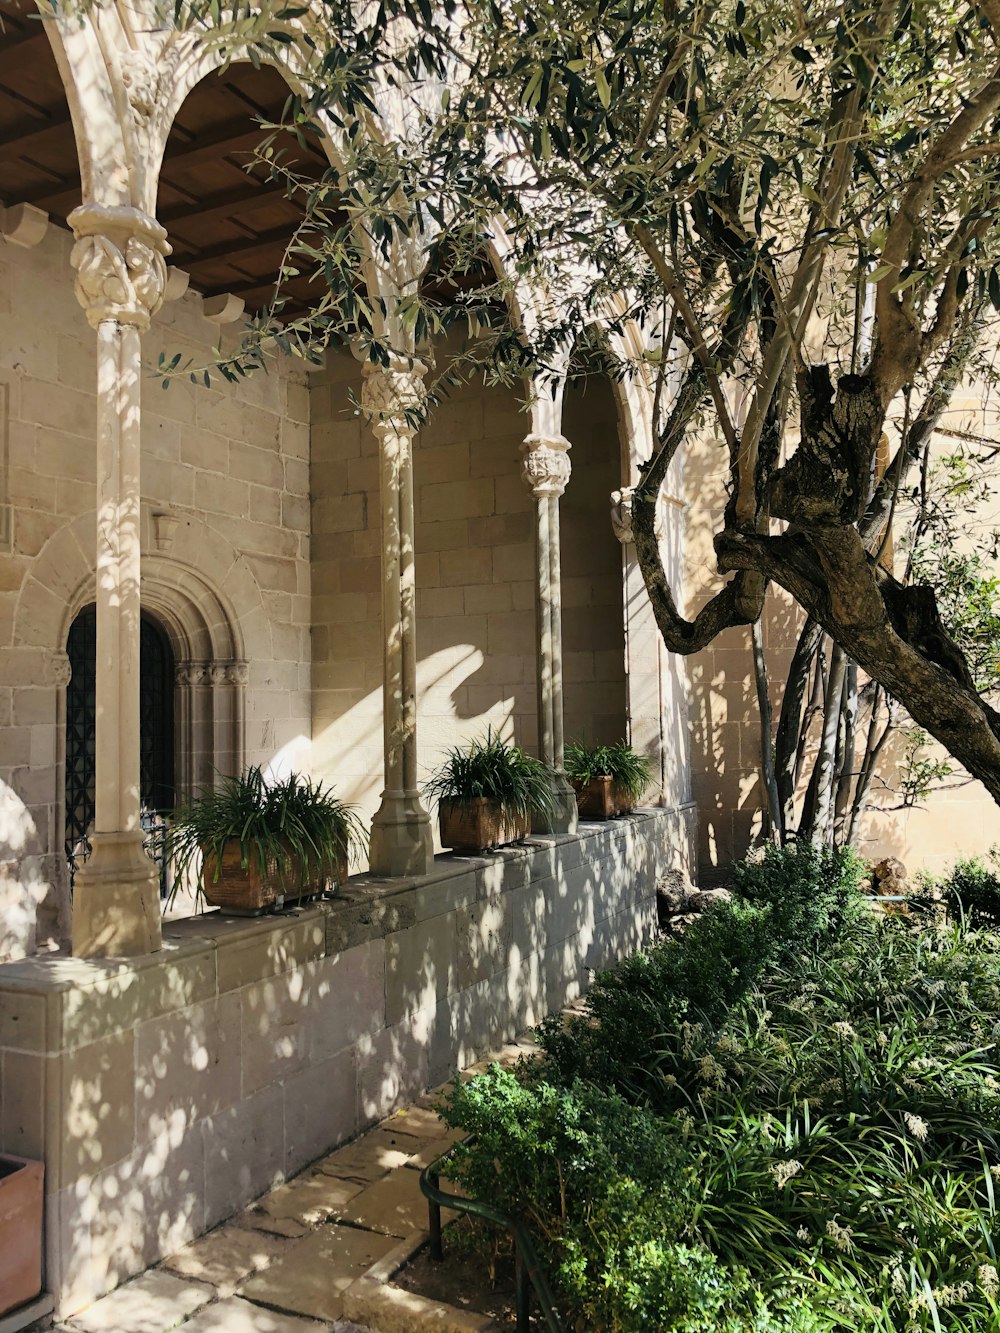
(48, 1034, 541, 1333)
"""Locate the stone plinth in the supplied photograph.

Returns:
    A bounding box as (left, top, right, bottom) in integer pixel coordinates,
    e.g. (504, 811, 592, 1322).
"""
(0, 809, 695, 1317)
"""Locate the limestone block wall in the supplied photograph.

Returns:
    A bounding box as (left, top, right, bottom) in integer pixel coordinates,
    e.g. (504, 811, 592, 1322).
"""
(0, 812, 678, 1316)
(309, 354, 629, 846)
(0, 228, 312, 958)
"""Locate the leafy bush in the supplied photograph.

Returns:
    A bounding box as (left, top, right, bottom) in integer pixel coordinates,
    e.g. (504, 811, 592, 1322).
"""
(439, 1067, 745, 1333)
(731, 840, 868, 949)
(441, 847, 1000, 1331)
(936, 848, 1000, 927)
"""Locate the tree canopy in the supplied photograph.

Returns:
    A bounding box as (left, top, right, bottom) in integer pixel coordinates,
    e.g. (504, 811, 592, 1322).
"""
(180, 0, 1000, 803)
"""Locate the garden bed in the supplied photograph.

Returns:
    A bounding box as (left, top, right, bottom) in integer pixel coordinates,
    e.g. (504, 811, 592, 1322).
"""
(431, 844, 1000, 1331)
(394, 1222, 539, 1328)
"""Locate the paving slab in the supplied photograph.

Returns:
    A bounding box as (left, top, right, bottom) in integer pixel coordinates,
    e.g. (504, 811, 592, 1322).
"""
(340, 1162, 451, 1238)
(316, 1130, 415, 1184)
(68, 1271, 214, 1333)
(379, 1106, 451, 1141)
(404, 1126, 467, 1172)
(162, 1227, 291, 1296)
(244, 1172, 367, 1235)
(238, 1224, 398, 1323)
(174, 1296, 328, 1333)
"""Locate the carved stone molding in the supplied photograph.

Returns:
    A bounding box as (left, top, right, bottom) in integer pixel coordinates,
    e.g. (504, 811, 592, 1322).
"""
(120, 50, 160, 121)
(360, 360, 427, 433)
(227, 661, 250, 687)
(520, 434, 572, 498)
(610, 487, 635, 544)
(175, 662, 209, 688)
(46, 650, 72, 689)
(68, 204, 171, 331)
(208, 665, 229, 688)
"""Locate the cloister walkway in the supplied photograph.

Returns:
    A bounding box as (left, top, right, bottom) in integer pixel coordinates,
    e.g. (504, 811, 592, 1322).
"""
(42, 1034, 543, 1333)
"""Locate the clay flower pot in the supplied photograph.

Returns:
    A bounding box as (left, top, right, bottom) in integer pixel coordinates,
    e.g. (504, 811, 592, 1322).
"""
(0, 1154, 43, 1317)
(439, 798, 531, 853)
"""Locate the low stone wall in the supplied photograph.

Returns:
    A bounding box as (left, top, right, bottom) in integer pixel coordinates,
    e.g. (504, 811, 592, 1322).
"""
(0, 807, 693, 1316)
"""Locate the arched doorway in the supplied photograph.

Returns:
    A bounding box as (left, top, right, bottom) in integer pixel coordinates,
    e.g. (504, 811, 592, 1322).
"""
(65, 606, 176, 887)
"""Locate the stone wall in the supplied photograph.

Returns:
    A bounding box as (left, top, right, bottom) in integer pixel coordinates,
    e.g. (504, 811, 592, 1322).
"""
(0, 227, 312, 958)
(0, 812, 681, 1316)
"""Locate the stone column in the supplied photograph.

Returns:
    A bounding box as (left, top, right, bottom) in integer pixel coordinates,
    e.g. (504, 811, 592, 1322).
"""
(520, 434, 578, 834)
(68, 203, 169, 958)
(362, 360, 434, 877)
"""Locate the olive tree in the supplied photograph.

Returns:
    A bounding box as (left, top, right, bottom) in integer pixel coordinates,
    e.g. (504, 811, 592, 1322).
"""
(180, 0, 1000, 804)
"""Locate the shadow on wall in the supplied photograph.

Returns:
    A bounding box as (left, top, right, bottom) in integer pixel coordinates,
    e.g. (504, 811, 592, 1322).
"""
(310, 645, 519, 859)
(5, 812, 667, 1316)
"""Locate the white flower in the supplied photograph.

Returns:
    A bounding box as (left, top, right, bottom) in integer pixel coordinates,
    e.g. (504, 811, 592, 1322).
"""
(831, 1021, 857, 1040)
(931, 1282, 972, 1307)
(825, 1218, 854, 1252)
(697, 1054, 726, 1088)
(903, 1112, 929, 1142)
(979, 1263, 999, 1296)
(796, 1225, 810, 1241)
(770, 1159, 803, 1190)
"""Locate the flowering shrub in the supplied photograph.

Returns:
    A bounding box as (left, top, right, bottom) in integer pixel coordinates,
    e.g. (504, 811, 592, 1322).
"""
(438, 848, 1000, 1330)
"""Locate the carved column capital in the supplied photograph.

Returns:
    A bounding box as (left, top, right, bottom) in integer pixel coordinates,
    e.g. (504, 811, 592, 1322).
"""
(227, 660, 250, 687)
(46, 650, 72, 688)
(610, 487, 635, 544)
(68, 204, 171, 331)
(208, 664, 229, 688)
(176, 661, 209, 688)
(520, 434, 572, 499)
(360, 360, 427, 434)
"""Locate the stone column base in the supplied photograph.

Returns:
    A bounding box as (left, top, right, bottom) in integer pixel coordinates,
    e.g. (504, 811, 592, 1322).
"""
(369, 790, 435, 877)
(71, 831, 162, 958)
(532, 772, 579, 835)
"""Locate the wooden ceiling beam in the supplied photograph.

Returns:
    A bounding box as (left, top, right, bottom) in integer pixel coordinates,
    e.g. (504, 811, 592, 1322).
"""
(0, 107, 72, 154)
(159, 182, 290, 228)
(171, 224, 299, 267)
(164, 118, 327, 169)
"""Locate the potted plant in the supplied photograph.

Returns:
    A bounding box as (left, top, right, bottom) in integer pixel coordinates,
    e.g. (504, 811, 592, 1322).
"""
(167, 767, 366, 915)
(425, 730, 554, 853)
(564, 740, 652, 819)
(0, 1154, 43, 1317)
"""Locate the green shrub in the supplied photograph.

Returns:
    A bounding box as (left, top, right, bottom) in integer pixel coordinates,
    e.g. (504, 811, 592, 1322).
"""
(442, 847, 1000, 1330)
(438, 1066, 744, 1332)
(937, 848, 1000, 927)
(731, 840, 869, 950)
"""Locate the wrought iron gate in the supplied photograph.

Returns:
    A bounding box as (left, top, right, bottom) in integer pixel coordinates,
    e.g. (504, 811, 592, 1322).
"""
(65, 607, 176, 891)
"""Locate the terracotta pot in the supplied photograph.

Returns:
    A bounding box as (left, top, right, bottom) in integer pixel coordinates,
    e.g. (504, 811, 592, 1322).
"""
(439, 798, 531, 852)
(0, 1154, 43, 1317)
(573, 776, 633, 820)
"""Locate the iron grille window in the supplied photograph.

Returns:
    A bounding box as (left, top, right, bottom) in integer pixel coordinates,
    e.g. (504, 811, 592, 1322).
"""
(65, 607, 175, 892)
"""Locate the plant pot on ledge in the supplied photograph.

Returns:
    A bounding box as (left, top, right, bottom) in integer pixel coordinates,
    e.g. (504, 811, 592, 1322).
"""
(168, 767, 364, 916)
(573, 775, 633, 820)
(439, 798, 531, 853)
(565, 740, 652, 821)
(426, 730, 554, 855)
(0, 1154, 43, 1318)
